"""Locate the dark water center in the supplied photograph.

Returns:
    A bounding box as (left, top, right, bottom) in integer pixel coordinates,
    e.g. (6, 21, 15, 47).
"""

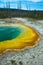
(0, 26, 22, 42)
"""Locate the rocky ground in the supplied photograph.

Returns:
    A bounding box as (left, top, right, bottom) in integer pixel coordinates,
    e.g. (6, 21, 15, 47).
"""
(0, 18, 43, 65)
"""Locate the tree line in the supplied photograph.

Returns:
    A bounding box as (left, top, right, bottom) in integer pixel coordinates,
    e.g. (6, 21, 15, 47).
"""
(0, 8, 43, 19)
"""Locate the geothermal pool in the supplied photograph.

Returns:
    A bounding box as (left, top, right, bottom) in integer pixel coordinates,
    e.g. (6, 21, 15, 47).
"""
(0, 18, 43, 65)
(0, 24, 40, 54)
(0, 26, 22, 42)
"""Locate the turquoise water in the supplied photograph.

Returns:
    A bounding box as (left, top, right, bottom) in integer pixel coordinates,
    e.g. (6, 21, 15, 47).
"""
(0, 26, 22, 42)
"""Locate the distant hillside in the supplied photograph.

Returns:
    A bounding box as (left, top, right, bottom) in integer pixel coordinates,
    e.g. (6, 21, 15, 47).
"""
(0, 8, 43, 19)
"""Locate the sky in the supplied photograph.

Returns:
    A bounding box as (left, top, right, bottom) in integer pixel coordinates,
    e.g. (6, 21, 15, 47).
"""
(0, 0, 43, 10)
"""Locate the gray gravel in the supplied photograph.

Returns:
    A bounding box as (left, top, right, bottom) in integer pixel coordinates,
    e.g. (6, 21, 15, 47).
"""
(0, 18, 43, 65)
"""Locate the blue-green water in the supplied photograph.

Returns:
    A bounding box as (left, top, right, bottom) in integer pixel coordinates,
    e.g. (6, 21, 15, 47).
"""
(0, 26, 22, 42)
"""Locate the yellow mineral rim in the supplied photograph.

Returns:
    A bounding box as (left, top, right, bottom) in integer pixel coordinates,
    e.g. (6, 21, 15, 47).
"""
(0, 24, 40, 54)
